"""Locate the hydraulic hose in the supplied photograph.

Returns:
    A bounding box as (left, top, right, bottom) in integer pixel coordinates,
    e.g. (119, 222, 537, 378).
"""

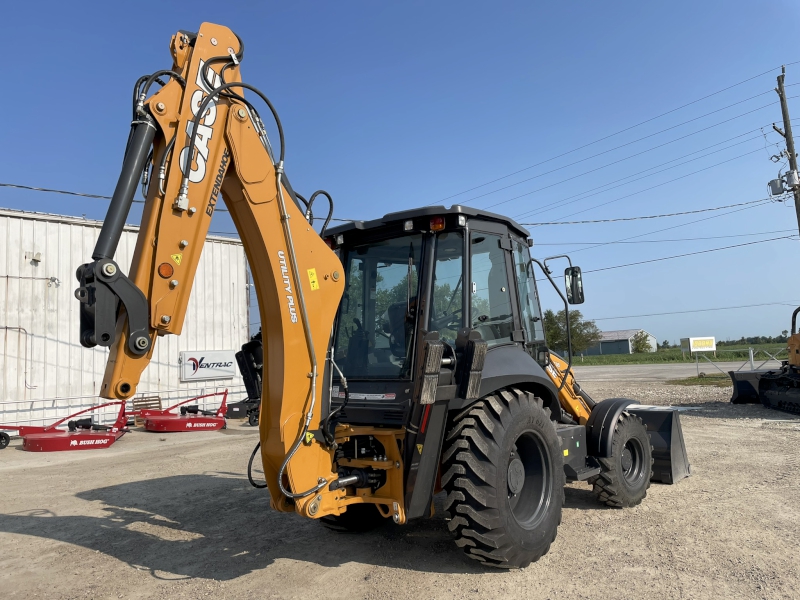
(322, 356, 349, 447)
(273, 165, 327, 499)
(308, 190, 334, 237)
(248, 441, 268, 489)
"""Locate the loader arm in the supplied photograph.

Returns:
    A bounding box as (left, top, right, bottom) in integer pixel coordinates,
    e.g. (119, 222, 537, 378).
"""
(75, 23, 345, 516)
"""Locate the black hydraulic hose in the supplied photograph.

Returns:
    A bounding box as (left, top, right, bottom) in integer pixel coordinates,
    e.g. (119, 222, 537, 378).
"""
(248, 441, 268, 489)
(323, 384, 348, 447)
(184, 81, 285, 171)
(792, 306, 800, 335)
(140, 70, 186, 100)
(308, 190, 334, 236)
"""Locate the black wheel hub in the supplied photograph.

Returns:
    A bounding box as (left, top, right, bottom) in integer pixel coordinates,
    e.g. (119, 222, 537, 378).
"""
(506, 431, 552, 530)
(621, 447, 633, 472)
(507, 458, 525, 494)
(622, 438, 644, 484)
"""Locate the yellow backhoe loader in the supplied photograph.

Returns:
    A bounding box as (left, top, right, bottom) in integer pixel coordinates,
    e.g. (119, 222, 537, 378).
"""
(75, 23, 690, 568)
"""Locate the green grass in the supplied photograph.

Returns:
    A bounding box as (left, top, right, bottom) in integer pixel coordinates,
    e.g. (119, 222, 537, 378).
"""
(571, 344, 787, 366)
(666, 373, 733, 387)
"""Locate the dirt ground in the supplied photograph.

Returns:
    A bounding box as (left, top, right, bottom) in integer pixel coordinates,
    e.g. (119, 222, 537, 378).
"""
(1, 381, 798, 600)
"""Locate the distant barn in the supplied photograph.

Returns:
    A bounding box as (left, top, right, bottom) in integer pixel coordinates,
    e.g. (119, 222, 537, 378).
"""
(585, 329, 657, 355)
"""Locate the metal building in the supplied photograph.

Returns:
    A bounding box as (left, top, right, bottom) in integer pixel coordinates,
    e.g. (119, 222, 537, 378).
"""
(585, 329, 658, 355)
(0, 208, 249, 426)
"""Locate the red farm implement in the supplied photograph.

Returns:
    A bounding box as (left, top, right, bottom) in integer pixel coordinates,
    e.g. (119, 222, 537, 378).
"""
(0, 401, 128, 452)
(138, 390, 228, 433)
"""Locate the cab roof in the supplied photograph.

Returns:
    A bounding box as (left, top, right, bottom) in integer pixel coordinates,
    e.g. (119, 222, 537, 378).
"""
(325, 205, 531, 239)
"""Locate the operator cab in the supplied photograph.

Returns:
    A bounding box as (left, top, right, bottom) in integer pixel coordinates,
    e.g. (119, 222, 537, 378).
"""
(325, 205, 549, 426)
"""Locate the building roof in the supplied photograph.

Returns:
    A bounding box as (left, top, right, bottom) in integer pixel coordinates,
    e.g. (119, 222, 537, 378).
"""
(599, 329, 653, 342)
(0, 207, 242, 246)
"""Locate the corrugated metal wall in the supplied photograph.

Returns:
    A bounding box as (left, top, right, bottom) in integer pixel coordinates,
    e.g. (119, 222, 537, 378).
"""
(0, 209, 249, 426)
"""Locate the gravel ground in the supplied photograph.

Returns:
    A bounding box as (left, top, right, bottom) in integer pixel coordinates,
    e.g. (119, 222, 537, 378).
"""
(0, 382, 798, 600)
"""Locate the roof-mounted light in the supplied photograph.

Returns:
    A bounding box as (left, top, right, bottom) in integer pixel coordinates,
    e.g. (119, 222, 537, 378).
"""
(457, 215, 467, 227)
(404, 220, 414, 231)
(335, 234, 344, 246)
(430, 216, 445, 231)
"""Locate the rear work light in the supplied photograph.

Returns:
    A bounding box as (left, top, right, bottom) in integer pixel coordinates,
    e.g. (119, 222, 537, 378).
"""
(430, 216, 445, 231)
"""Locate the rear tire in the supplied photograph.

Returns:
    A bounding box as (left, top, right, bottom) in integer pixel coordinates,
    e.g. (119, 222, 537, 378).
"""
(320, 503, 387, 532)
(442, 388, 564, 569)
(248, 411, 259, 427)
(588, 412, 653, 508)
(0, 432, 9, 449)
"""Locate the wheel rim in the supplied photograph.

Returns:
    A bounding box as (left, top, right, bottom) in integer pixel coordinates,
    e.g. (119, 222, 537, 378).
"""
(621, 437, 645, 485)
(507, 429, 552, 530)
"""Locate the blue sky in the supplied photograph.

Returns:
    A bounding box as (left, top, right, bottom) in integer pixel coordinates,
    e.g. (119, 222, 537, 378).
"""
(2, 0, 799, 343)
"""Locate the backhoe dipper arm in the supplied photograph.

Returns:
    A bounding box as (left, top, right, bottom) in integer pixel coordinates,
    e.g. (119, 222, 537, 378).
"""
(75, 23, 344, 515)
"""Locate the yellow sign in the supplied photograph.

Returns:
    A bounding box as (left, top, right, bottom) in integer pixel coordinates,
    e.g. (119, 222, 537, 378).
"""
(681, 337, 716, 352)
(307, 268, 319, 291)
(416, 444, 423, 454)
(170, 253, 182, 266)
(563, 449, 569, 457)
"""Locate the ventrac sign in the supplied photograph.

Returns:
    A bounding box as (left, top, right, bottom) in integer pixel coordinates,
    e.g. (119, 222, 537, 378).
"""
(180, 350, 237, 382)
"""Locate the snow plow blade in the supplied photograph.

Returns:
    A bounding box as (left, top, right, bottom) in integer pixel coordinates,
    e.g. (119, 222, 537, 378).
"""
(627, 406, 691, 484)
(729, 370, 768, 404)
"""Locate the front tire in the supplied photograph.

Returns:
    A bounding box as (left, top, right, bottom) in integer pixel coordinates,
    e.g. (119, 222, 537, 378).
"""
(589, 412, 653, 507)
(442, 388, 564, 569)
(0, 432, 9, 449)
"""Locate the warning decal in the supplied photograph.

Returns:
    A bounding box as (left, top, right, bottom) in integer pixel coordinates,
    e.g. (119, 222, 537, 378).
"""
(171, 253, 183, 265)
(416, 444, 423, 454)
(307, 268, 319, 290)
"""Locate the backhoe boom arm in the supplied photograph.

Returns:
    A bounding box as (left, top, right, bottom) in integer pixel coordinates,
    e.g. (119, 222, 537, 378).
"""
(75, 23, 345, 515)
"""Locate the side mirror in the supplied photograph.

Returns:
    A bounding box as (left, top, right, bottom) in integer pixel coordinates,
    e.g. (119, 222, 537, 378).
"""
(565, 266, 584, 304)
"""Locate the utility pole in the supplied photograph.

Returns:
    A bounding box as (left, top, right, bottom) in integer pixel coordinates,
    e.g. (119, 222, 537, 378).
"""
(773, 66, 800, 234)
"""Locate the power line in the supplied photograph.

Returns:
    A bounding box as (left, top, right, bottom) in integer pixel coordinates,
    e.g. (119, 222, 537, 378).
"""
(436, 64, 800, 203)
(533, 228, 795, 245)
(507, 127, 776, 217)
(0, 182, 229, 213)
(507, 133, 770, 219)
(471, 91, 783, 208)
(520, 146, 772, 226)
(0, 182, 356, 223)
(583, 235, 796, 274)
(592, 301, 800, 321)
(507, 109, 794, 219)
(521, 196, 777, 225)
(562, 197, 785, 255)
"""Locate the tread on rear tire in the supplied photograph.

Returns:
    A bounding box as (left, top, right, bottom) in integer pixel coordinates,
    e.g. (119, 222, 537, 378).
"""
(442, 387, 564, 569)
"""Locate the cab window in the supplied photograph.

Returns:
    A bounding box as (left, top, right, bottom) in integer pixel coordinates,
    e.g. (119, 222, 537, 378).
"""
(470, 232, 513, 346)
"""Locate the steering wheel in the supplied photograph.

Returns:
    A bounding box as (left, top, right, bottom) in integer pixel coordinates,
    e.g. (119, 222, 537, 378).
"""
(431, 307, 463, 330)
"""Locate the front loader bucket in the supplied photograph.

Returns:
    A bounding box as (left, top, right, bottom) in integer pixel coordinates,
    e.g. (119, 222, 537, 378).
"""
(729, 370, 767, 404)
(628, 407, 691, 484)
